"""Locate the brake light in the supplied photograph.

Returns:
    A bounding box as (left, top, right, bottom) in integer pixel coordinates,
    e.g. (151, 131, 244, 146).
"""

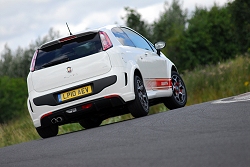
(30, 50, 38, 72)
(59, 35, 76, 42)
(99, 31, 113, 51)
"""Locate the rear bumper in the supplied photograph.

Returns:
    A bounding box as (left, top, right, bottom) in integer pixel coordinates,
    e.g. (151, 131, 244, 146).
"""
(28, 69, 136, 128)
(39, 95, 126, 128)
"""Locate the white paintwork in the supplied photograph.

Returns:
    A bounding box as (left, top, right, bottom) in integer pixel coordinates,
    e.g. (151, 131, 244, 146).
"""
(27, 25, 177, 128)
(31, 52, 111, 92)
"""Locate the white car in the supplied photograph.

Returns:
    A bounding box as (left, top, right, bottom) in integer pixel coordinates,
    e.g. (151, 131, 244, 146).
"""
(27, 25, 187, 138)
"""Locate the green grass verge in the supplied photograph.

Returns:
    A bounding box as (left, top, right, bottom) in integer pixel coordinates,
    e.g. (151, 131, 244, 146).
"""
(1, 55, 250, 148)
(183, 55, 250, 105)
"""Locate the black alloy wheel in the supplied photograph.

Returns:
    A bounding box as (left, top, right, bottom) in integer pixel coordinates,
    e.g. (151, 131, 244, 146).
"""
(128, 75, 149, 118)
(164, 71, 187, 109)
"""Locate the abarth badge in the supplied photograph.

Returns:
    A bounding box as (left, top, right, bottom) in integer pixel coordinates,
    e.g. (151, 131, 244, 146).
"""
(67, 67, 72, 73)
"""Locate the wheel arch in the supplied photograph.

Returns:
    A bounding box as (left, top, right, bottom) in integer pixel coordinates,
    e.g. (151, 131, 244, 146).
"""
(125, 61, 143, 101)
(171, 65, 178, 73)
(128, 68, 143, 93)
(165, 60, 178, 78)
(134, 68, 142, 80)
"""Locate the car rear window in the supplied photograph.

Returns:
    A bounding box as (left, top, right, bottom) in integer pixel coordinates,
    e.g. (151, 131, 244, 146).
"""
(34, 33, 102, 71)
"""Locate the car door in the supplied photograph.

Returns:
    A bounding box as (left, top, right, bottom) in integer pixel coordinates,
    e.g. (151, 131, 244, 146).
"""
(120, 27, 168, 82)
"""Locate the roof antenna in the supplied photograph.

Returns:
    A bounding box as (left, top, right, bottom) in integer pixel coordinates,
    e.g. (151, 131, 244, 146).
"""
(66, 22, 73, 35)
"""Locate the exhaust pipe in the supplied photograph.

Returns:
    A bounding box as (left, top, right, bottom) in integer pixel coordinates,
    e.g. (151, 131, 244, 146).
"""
(51, 117, 63, 124)
(51, 118, 57, 124)
(57, 117, 63, 122)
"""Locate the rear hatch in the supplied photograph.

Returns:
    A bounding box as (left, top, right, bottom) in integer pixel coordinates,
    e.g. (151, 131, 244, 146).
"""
(30, 32, 112, 92)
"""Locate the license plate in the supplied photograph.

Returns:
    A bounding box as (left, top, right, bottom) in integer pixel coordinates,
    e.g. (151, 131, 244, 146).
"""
(58, 85, 92, 102)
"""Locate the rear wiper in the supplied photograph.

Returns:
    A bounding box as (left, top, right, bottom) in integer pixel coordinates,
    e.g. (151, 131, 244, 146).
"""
(42, 55, 69, 68)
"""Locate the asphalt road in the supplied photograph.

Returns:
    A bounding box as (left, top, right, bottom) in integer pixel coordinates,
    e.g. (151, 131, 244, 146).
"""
(0, 93, 250, 167)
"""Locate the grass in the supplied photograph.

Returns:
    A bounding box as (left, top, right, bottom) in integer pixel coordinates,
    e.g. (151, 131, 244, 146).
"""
(0, 55, 250, 148)
(0, 114, 38, 148)
(183, 55, 250, 105)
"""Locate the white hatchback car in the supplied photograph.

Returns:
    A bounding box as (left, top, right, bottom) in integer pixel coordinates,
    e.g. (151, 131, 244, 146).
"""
(27, 25, 187, 138)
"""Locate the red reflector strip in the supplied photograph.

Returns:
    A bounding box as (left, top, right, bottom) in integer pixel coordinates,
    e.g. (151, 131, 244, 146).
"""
(82, 103, 92, 110)
(59, 35, 76, 42)
(104, 95, 119, 99)
(41, 112, 52, 119)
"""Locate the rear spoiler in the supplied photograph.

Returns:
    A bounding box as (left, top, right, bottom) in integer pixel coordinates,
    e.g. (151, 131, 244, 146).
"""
(39, 31, 99, 50)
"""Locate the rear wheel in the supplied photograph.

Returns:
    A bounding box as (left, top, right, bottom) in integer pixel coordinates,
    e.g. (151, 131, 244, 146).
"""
(79, 118, 102, 129)
(128, 75, 149, 118)
(36, 125, 58, 139)
(164, 71, 187, 109)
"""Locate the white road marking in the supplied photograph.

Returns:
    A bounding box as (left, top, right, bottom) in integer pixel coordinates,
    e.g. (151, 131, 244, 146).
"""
(212, 92, 250, 104)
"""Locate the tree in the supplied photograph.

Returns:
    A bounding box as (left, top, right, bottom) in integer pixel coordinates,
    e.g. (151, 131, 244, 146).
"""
(0, 76, 27, 123)
(0, 28, 60, 122)
(228, 0, 250, 53)
(177, 4, 238, 71)
(122, 7, 152, 41)
(0, 45, 13, 77)
(0, 28, 60, 78)
(152, 0, 187, 65)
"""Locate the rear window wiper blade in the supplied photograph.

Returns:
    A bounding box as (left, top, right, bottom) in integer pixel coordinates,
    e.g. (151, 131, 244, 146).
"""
(42, 56, 69, 68)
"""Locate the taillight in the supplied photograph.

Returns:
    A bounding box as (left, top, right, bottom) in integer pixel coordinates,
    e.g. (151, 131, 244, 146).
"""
(99, 31, 113, 51)
(30, 49, 38, 72)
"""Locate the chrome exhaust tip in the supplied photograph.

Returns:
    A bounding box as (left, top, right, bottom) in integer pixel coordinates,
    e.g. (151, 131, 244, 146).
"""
(51, 117, 63, 124)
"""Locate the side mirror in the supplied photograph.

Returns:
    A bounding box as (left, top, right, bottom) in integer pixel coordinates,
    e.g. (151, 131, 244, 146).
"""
(154, 41, 166, 55)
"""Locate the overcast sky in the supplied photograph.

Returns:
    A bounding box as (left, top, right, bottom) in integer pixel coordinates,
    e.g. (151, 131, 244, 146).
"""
(0, 0, 228, 53)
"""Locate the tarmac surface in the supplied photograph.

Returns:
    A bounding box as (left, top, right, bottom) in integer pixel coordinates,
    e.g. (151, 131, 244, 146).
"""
(0, 93, 250, 167)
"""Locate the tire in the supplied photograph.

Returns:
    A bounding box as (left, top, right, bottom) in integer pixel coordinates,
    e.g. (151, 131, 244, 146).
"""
(36, 125, 58, 139)
(128, 75, 149, 118)
(164, 71, 187, 110)
(79, 118, 102, 129)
